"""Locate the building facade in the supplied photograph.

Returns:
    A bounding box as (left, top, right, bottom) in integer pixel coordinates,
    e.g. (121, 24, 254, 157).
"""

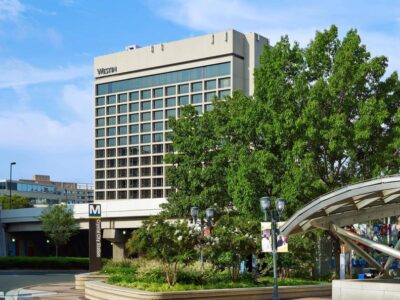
(0, 174, 94, 206)
(94, 30, 268, 201)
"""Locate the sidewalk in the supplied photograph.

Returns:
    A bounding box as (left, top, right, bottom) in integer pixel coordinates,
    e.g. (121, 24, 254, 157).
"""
(7, 282, 84, 299)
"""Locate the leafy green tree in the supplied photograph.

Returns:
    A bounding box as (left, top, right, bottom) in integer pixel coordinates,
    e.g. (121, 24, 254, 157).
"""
(39, 205, 77, 257)
(0, 195, 32, 209)
(127, 216, 200, 287)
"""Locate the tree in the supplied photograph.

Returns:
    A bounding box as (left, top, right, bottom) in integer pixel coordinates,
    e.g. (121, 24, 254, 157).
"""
(39, 205, 77, 256)
(0, 195, 32, 209)
(127, 216, 200, 287)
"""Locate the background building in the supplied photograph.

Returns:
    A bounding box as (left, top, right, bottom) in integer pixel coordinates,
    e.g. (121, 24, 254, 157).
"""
(94, 29, 269, 201)
(0, 174, 93, 206)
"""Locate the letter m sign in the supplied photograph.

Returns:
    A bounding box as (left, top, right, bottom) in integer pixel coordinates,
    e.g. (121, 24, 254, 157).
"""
(89, 204, 101, 218)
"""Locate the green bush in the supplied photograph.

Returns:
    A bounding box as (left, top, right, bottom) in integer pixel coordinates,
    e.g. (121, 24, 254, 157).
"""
(0, 256, 101, 269)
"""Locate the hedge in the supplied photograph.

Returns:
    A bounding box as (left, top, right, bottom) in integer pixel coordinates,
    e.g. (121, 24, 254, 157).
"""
(0, 256, 107, 269)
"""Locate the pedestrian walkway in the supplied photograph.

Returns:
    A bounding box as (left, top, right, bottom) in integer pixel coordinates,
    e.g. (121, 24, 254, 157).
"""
(7, 282, 84, 299)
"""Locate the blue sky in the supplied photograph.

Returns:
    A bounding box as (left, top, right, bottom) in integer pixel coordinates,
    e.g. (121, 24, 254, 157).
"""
(0, 0, 399, 183)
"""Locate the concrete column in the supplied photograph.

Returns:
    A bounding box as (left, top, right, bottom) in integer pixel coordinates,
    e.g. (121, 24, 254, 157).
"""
(103, 228, 127, 261)
(112, 242, 125, 262)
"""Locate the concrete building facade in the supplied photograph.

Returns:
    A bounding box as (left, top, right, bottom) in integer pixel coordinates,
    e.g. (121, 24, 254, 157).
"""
(94, 29, 269, 201)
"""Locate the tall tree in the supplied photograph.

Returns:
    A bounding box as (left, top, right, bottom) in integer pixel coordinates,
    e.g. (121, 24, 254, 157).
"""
(0, 195, 32, 209)
(39, 205, 77, 256)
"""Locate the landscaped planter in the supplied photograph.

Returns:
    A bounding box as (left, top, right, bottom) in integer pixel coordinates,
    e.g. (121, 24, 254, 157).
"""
(85, 280, 332, 300)
(75, 272, 109, 290)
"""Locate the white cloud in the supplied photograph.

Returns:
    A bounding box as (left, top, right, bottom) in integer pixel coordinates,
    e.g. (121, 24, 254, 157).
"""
(0, 0, 25, 21)
(0, 59, 91, 89)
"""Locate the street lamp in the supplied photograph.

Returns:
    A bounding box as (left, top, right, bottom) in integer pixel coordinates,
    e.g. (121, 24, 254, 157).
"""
(9, 162, 16, 209)
(260, 196, 285, 300)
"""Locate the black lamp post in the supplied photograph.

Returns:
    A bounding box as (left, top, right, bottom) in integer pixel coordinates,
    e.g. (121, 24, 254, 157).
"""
(9, 162, 16, 209)
(260, 196, 285, 300)
(190, 206, 215, 265)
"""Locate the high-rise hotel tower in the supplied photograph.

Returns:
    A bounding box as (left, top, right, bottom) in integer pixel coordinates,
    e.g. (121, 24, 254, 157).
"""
(94, 30, 268, 201)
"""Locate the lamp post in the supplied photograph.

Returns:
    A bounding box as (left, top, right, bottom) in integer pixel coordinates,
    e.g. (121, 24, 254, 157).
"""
(260, 196, 285, 300)
(9, 162, 16, 209)
(190, 206, 215, 265)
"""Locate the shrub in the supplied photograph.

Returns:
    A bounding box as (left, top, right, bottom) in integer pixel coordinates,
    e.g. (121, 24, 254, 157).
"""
(0, 256, 96, 269)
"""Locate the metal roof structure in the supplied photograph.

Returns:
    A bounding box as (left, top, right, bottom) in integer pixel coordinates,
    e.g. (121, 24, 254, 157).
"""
(280, 175, 400, 237)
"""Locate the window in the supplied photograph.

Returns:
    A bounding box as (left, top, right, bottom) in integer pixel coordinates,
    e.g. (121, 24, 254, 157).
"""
(96, 118, 105, 127)
(129, 113, 139, 123)
(191, 94, 202, 104)
(141, 134, 151, 143)
(166, 86, 176, 96)
(95, 160, 105, 168)
(96, 107, 105, 116)
(107, 170, 115, 178)
(96, 139, 105, 148)
(107, 117, 116, 125)
(178, 84, 189, 94)
(194, 106, 203, 114)
(107, 138, 116, 147)
(107, 127, 116, 136)
(118, 137, 127, 145)
(117, 147, 127, 156)
(96, 170, 105, 179)
(165, 97, 176, 107)
(141, 101, 151, 111)
(96, 149, 105, 158)
(141, 145, 151, 154)
(141, 112, 151, 121)
(179, 96, 189, 106)
(141, 90, 151, 99)
(118, 115, 127, 124)
(129, 190, 139, 199)
(166, 144, 174, 153)
(153, 121, 163, 131)
(129, 179, 138, 188)
(141, 190, 151, 198)
(118, 93, 127, 102)
(153, 99, 163, 109)
(130, 91, 139, 101)
(219, 77, 230, 88)
(153, 190, 163, 198)
(107, 148, 116, 157)
(129, 146, 139, 155)
(118, 158, 127, 167)
(141, 179, 151, 188)
(153, 88, 163, 98)
(141, 157, 151, 165)
(130, 124, 139, 133)
(107, 181, 116, 189)
(107, 159, 116, 168)
(153, 144, 163, 153)
(153, 178, 163, 187)
(129, 135, 139, 145)
(141, 168, 151, 176)
(141, 123, 151, 132)
(118, 126, 127, 135)
(205, 79, 216, 90)
(129, 157, 138, 166)
(96, 128, 105, 137)
(118, 169, 127, 177)
(219, 90, 230, 98)
(118, 104, 127, 113)
(96, 192, 104, 200)
(153, 110, 163, 120)
(129, 168, 138, 177)
(96, 97, 105, 106)
(205, 92, 216, 101)
(166, 109, 176, 118)
(130, 103, 139, 112)
(107, 95, 116, 104)
(153, 133, 163, 142)
(153, 155, 163, 164)
(205, 104, 214, 111)
(191, 82, 202, 92)
(153, 166, 163, 175)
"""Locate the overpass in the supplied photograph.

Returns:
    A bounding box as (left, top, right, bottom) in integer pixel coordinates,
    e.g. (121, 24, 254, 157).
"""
(0, 198, 166, 259)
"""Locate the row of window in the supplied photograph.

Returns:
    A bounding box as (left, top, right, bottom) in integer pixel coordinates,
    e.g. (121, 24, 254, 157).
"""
(95, 178, 165, 189)
(95, 145, 173, 158)
(96, 133, 171, 147)
(96, 166, 164, 179)
(95, 156, 164, 168)
(96, 62, 231, 95)
(96, 78, 231, 106)
(96, 189, 172, 200)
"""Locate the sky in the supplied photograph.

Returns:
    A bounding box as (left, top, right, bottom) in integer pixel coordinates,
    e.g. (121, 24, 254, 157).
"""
(0, 0, 399, 183)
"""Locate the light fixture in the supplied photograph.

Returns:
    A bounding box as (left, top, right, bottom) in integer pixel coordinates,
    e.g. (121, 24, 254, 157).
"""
(11, 238, 15, 243)
(190, 206, 199, 223)
(260, 196, 271, 211)
(206, 208, 214, 220)
(276, 198, 285, 214)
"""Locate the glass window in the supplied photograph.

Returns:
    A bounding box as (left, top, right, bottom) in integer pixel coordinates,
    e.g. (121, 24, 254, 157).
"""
(96, 97, 105, 106)
(107, 106, 116, 115)
(192, 94, 202, 104)
(141, 90, 151, 99)
(96, 160, 105, 168)
(166, 143, 174, 153)
(107, 117, 116, 125)
(166, 86, 176, 96)
(141, 190, 151, 198)
(118, 93, 127, 103)
(118, 147, 127, 156)
(118, 104, 128, 113)
(130, 91, 139, 101)
(153, 178, 163, 187)
(141, 168, 151, 176)
(165, 120, 170, 130)
(107, 148, 116, 157)
(129, 190, 139, 199)
(178, 96, 189, 106)
(141, 123, 151, 132)
(141, 112, 151, 122)
(178, 84, 189, 94)
(118, 115, 127, 124)
(141, 145, 151, 154)
(141, 134, 151, 143)
(153, 99, 163, 109)
(107, 138, 116, 147)
(205, 79, 216, 90)
(141, 179, 151, 187)
(153, 88, 163, 98)
(153, 133, 163, 142)
(141, 101, 151, 110)
(153, 121, 163, 131)
(96, 118, 105, 127)
(96, 139, 105, 148)
(165, 97, 176, 107)
(118, 137, 127, 145)
(129, 146, 139, 155)
(153, 110, 163, 120)
(96, 149, 105, 158)
(166, 109, 176, 118)
(107, 95, 116, 104)
(129, 157, 139, 166)
(129, 168, 138, 177)
(130, 103, 139, 112)
(130, 124, 139, 133)
(153, 190, 163, 198)
(153, 144, 163, 153)
(205, 92, 216, 101)
(191, 82, 202, 92)
(153, 166, 163, 175)
(219, 77, 231, 88)
(96, 107, 105, 116)
(129, 113, 139, 123)
(141, 157, 151, 165)
(219, 89, 230, 98)
(118, 126, 127, 135)
(153, 155, 163, 164)
(129, 179, 139, 188)
(96, 128, 105, 137)
(107, 127, 116, 136)
(129, 135, 139, 145)
(194, 106, 203, 114)
(205, 104, 214, 111)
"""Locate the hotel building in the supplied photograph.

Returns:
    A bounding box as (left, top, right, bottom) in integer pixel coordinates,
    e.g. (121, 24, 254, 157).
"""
(94, 30, 268, 201)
